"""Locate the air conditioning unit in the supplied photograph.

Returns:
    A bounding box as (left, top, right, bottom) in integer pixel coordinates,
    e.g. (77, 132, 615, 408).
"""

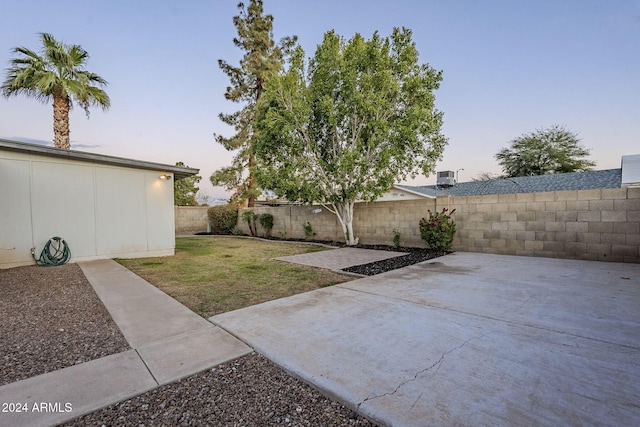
(437, 170, 456, 187)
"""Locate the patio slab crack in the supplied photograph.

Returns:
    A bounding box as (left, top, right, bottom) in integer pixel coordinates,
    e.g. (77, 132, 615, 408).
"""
(355, 332, 492, 414)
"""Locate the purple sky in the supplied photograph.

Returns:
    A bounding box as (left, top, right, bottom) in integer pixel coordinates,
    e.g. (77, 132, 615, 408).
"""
(1, 0, 638, 198)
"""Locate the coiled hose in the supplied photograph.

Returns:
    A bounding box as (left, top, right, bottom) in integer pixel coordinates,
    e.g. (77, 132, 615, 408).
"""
(32, 237, 71, 266)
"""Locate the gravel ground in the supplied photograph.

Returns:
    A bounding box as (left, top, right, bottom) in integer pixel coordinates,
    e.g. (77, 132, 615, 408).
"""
(1, 263, 376, 426)
(0, 263, 130, 386)
(61, 353, 374, 427)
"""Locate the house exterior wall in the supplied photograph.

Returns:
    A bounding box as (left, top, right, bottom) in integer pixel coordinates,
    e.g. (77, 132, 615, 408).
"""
(235, 188, 640, 263)
(621, 154, 640, 188)
(1, 149, 175, 269)
(375, 187, 426, 201)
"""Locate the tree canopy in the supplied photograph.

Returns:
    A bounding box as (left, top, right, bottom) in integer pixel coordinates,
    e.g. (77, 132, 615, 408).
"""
(1, 33, 110, 149)
(174, 162, 202, 206)
(211, 0, 296, 207)
(495, 125, 595, 177)
(256, 28, 447, 245)
(472, 171, 501, 182)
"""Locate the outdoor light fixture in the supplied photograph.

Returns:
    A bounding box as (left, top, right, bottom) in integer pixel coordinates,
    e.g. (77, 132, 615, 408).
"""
(159, 174, 171, 180)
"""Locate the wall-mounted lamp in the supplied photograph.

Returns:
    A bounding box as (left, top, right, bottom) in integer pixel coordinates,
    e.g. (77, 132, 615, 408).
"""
(159, 174, 171, 180)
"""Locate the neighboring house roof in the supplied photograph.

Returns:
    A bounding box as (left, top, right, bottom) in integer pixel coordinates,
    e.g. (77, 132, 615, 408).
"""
(0, 138, 199, 180)
(397, 169, 622, 197)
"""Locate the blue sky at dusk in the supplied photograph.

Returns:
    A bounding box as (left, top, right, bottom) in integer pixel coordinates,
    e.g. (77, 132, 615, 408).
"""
(1, 0, 638, 198)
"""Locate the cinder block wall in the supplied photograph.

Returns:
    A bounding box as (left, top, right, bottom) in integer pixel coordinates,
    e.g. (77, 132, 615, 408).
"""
(236, 205, 345, 241)
(353, 199, 439, 247)
(236, 188, 640, 263)
(451, 188, 640, 263)
(238, 199, 439, 246)
(174, 206, 210, 234)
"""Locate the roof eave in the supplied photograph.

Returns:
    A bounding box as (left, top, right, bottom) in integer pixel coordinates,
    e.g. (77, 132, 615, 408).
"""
(392, 184, 437, 198)
(0, 138, 199, 180)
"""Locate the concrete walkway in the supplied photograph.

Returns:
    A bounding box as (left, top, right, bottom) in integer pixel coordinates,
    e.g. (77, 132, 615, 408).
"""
(211, 252, 640, 426)
(276, 247, 408, 272)
(0, 259, 251, 427)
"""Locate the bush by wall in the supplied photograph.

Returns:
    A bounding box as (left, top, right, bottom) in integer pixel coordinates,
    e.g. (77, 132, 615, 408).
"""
(419, 208, 456, 251)
(242, 210, 258, 236)
(207, 205, 239, 235)
(258, 213, 274, 237)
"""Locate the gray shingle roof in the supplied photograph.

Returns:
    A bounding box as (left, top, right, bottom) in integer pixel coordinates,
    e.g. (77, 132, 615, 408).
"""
(398, 169, 622, 197)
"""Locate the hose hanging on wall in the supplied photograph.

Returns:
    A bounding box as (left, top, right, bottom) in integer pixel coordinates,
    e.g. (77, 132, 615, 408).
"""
(31, 237, 71, 266)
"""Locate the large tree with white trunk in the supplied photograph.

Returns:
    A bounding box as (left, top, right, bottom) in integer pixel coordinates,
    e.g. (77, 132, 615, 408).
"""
(255, 27, 447, 245)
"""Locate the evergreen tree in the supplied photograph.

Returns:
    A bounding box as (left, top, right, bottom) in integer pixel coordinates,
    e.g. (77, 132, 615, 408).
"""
(174, 162, 202, 206)
(211, 0, 296, 207)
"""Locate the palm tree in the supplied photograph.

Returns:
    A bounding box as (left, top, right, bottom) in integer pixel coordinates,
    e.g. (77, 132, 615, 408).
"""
(1, 33, 110, 149)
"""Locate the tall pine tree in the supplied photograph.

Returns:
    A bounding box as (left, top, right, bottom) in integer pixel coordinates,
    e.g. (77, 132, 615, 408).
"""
(211, 0, 296, 207)
(174, 162, 202, 206)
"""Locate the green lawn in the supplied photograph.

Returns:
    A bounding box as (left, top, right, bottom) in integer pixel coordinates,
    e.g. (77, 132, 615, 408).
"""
(116, 236, 352, 317)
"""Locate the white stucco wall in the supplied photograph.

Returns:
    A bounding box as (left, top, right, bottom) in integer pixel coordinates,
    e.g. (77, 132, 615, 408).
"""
(0, 149, 175, 268)
(621, 154, 640, 188)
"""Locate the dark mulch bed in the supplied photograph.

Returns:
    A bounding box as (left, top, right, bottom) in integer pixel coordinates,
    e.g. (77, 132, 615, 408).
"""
(342, 245, 449, 276)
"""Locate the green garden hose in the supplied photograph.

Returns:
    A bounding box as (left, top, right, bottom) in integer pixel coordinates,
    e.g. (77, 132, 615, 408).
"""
(32, 237, 71, 266)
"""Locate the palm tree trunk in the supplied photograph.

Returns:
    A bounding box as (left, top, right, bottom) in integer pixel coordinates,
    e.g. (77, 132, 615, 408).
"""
(53, 94, 71, 149)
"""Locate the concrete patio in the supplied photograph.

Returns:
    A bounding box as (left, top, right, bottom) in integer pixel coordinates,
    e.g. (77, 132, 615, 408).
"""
(212, 252, 640, 426)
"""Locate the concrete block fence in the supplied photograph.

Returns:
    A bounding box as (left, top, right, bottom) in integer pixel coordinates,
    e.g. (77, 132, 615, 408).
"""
(451, 188, 640, 263)
(174, 206, 210, 235)
(175, 187, 640, 263)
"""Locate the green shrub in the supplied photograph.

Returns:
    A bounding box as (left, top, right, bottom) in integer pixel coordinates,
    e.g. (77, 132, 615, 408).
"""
(242, 210, 258, 236)
(419, 208, 456, 251)
(303, 222, 316, 239)
(207, 205, 238, 235)
(258, 213, 274, 237)
(392, 228, 401, 248)
(231, 226, 244, 236)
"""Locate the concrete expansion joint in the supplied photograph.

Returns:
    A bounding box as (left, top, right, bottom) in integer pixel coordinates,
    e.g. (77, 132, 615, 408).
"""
(135, 349, 160, 386)
(355, 333, 492, 414)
